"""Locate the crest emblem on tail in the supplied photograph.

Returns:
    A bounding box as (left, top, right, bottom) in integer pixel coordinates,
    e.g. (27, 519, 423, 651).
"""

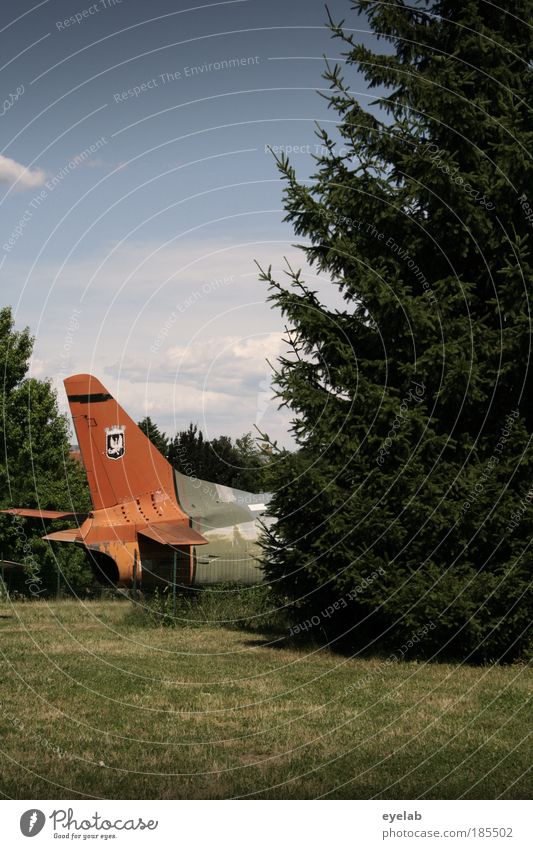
(105, 425, 125, 459)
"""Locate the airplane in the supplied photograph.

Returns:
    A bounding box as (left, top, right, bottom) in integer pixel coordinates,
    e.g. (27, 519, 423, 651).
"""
(1, 374, 272, 589)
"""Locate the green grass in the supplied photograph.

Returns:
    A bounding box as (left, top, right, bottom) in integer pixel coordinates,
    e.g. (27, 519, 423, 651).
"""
(0, 599, 531, 799)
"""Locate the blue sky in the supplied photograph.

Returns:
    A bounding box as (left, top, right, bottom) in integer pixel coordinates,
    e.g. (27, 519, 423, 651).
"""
(1, 0, 376, 444)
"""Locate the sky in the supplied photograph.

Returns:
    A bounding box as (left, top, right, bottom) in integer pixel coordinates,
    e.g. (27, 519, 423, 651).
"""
(1, 0, 378, 445)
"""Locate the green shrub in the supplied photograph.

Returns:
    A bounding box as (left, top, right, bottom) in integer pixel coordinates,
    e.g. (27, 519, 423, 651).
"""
(124, 583, 290, 633)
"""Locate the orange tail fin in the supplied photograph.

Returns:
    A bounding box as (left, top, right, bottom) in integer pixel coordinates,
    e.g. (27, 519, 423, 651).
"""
(64, 374, 175, 510)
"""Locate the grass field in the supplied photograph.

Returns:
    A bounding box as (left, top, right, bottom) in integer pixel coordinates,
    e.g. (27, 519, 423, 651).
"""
(0, 599, 531, 799)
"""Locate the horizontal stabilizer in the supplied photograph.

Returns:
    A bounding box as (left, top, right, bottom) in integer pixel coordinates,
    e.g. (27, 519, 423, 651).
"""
(0, 559, 24, 570)
(139, 522, 208, 546)
(1, 508, 87, 520)
(43, 529, 84, 543)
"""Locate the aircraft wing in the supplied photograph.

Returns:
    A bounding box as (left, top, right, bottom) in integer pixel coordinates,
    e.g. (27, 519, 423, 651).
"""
(0, 508, 88, 520)
(138, 522, 208, 546)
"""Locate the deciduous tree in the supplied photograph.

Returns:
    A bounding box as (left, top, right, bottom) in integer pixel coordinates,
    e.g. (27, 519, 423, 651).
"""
(0, 307, 92, 595)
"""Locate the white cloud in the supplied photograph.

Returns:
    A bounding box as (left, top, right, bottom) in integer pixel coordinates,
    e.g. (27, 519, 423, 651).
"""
(16, 238, 338, 444)
(166, 332, 285, 388)
(28, 357, 46, 378)
(99, 332, 289, 440)
(0, 154, 46, 190)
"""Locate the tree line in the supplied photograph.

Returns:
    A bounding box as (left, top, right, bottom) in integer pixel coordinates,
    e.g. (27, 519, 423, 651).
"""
(138, 418, 270, 493)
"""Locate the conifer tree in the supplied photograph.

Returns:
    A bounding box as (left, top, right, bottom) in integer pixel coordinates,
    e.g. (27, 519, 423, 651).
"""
(138, 416, 169, 457)
(260, 0, 533, 660)
(168, 423, 268, 491)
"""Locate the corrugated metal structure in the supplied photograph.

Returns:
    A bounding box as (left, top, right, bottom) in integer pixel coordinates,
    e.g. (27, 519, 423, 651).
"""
(174, 472, 272, 584)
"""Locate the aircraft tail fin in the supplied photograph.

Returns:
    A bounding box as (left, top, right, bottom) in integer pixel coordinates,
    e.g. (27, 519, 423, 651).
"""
(64, 374, 175, 511)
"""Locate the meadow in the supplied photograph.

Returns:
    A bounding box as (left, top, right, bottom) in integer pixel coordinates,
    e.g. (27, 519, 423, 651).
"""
(0, 598, 531, 799)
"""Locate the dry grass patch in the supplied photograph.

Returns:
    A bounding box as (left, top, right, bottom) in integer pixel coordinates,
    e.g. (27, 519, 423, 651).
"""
(0, 599, 531, 799)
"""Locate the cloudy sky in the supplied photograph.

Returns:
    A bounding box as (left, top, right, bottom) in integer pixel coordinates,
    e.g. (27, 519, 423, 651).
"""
(1, 0, 376, 444)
